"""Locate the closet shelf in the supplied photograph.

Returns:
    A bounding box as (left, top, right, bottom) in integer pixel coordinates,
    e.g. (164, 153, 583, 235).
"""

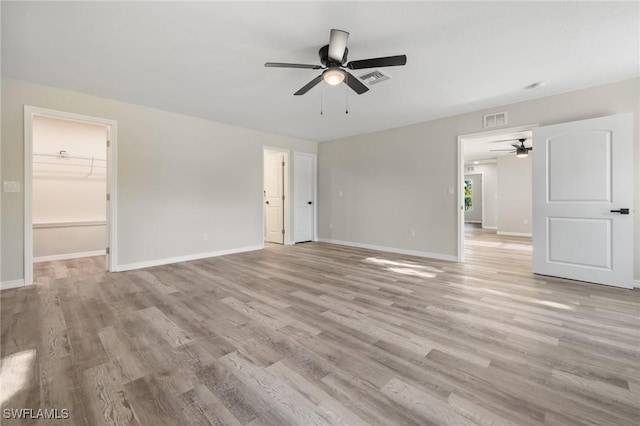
(33, 220, 107, 229)
(33, 151, 106, 178)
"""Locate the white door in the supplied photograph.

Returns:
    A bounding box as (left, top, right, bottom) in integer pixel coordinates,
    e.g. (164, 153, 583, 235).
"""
(294, 153, 315, 243)
(532, 113, 633, 288)
(265, 152, 285, 244)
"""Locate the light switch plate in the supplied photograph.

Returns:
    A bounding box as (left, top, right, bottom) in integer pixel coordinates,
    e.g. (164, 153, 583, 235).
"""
(3, 181, 20, 192)
(447, 186, 454, 195)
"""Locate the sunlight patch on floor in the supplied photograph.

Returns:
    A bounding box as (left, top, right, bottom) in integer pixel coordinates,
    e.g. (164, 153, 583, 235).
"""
(502, 243, 532, 252)
(465, 240, 502, 248)
(386, 267, 438, 278)
(364, 257, 424, 268)
(364, 257, 443, 278)
(535, 300, 575, 310)
(0, 349, 36, 406)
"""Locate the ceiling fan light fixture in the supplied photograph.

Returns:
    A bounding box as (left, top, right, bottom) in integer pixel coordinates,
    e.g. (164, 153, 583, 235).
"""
(323, 67, 346, 85)
(516, 147, 529, 158)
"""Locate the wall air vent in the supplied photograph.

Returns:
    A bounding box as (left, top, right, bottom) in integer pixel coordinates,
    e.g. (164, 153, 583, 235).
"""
(465, 166, 475, 172)
(483, 111, 508, 128)
(358, 70, 390, 85)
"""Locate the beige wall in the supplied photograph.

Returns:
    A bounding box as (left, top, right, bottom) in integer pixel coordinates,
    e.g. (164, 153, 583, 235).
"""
(1, 78, 316, 282)
(497, 155, 532, 235)
(319, 78, 640, 280)
(471, 163, 497, 229)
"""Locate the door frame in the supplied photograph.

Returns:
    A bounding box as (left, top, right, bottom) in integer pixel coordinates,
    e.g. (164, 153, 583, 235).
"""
(457, 124, 538, 262)
(262, 146, 292, 245)
(293, 151, 318, 243)
(24, 106, 118, 285)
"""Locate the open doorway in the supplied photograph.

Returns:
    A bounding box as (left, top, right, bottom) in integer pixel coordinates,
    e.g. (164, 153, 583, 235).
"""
(24, 106, 117, 285)
(457, 125, 535, 266)
(262, 147, 317, 247)
(263, 147, 290, 245)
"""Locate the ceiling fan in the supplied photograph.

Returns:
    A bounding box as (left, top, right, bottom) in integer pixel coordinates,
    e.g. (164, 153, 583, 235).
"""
(265, 29, 407, 96)
(490, 138, 533, 158)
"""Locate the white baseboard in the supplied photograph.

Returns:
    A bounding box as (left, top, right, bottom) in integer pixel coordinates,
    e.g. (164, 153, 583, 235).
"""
(482, 226, 497, 230)
(115, 244, 264, 272)
(318, 238, 457, 262)
(465, 221, 482, 224)
(497, 231, 532, 237)
(1, 279, 26, 291)
(633, 280, 640, 289)
(34, 250, 106, 263)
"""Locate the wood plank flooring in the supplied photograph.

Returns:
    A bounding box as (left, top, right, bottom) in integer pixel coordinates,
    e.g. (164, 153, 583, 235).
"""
(1, 227, 639, 425)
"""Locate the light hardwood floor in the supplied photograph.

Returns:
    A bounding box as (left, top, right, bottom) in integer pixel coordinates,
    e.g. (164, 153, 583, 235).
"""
(1, 228, 639, 425)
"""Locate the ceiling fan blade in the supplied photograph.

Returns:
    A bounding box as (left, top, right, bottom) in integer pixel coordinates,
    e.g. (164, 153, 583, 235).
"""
(347, 55, 407, 70)
(265, 62, 322, 70)
(490, 149, 516, 152)
(294, 75, 324, 96)
(328, 29, 349, 62)
(511, 143, 522, 148)
(344, 72, 369, 94)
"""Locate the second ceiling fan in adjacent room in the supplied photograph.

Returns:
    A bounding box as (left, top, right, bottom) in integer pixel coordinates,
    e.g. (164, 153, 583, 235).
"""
(490, 138, 533, 157)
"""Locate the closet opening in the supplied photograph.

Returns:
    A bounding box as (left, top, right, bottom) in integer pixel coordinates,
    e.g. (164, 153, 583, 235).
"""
(263, 147, 290, 245)
(24, 106, 117, 286)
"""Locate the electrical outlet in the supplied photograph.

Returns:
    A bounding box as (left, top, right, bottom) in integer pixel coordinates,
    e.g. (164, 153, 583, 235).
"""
(338, 190, 343, 198)
(329, 223, 333, 229)
(3, 181, 20, 192)
(202, 233, 208, 241)
(523, 219, 529, 225)
(410, 229, 416, 237)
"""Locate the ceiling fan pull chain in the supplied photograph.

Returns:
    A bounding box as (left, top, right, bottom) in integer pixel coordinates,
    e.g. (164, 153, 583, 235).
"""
(345, 74, 349, 114)
(320, 86, 324, 115)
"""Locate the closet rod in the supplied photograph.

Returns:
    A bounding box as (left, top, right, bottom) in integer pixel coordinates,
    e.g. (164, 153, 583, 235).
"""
(33, 161, 106, 168)
(33, 152, 106, 162)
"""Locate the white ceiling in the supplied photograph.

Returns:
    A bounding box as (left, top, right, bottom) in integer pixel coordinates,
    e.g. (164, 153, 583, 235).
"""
(2, 2, 638, 142)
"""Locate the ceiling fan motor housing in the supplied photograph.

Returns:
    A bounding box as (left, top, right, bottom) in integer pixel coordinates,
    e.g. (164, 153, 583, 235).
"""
(264, 29, 406, 96)
(319, 44, 348, 66)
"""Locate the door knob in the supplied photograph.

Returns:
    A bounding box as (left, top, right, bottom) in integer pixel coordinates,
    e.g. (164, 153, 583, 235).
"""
(308, 201, 313, 205)
(610, 208, 629, 214)
(265, 201, 269, 205)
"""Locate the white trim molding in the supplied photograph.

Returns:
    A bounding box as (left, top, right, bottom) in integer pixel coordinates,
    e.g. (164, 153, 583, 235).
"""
(318, 238, 457, 262)
(34, 250, 106, 263)
(1, 279, 27, 291)
(116, 245, 264, 272)
(482, 225, 497, 230)
(497, 231, 532, 237)
(633, 280, 640, 289)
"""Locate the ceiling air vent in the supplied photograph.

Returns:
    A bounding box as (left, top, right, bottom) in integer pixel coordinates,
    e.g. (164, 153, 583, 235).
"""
(358, 70, 390, 85)
(483, 111, 508, 128)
